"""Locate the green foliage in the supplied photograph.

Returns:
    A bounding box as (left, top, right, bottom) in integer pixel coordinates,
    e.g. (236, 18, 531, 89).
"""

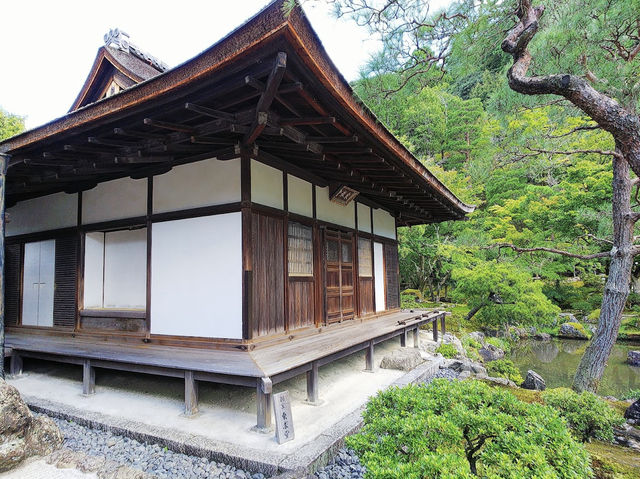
(0, 108, 24, 141)
(461, 334, 482, 350)
(588, 309, 601, 322)
(542, 388, 625, 443)
(436, 343, 458, 359)
(619, 389, 640, 401)
(565, 322, 593, 339)
(486, 359, 524, 384)
(346, 379, 592, 478)
(486, 336, 511, 354)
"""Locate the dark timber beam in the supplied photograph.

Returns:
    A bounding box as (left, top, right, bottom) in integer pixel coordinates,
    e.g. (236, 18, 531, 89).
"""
(279, 117, 336, 126)
(143, 118, 195, 134)
(83, 359, 95, 395)
(365, 340, 375, 372)
(184, 102, 236, 122)
(306, 361, 319, 404)
(256, 377, 273, 430)
(184, 370, 198, 416)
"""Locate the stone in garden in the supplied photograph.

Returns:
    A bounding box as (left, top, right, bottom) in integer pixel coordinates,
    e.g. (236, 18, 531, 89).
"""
(628, 351, 640, 366)
(0, 379, 63, 472)
(468, 331, 485, 344)
(446, 359, 486, 376)
(483, 376, 517, 387)
(558, 322, 588, 339)
(441, 333, 465, 356)
(478, 343, 505, 362)
(522, 370, 546, 391)
(559, 312, 578, 323)
(534, 332, 551, 341)
(510, 327, 528, 339)
(379, 348, 424, 371)
(624, 400, 640, 421)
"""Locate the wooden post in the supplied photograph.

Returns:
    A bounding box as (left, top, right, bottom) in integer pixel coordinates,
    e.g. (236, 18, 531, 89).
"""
(365, 340, 375, 371)
(440, 314, 446, 336)
(400, 329, 408, 347)
(413, 328, 420, 348)
(0, 153, 7, 380)
(256, 377, 272, 430)
(184, 370, 198, 416)
(9, 353, 22, 377)
(306, 361, 319, 404)
(82, 359, 95, 396)
(432, 319, 439, 342)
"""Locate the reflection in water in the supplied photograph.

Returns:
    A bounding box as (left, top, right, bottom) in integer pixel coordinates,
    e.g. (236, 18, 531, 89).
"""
(510, 339, 640, 397)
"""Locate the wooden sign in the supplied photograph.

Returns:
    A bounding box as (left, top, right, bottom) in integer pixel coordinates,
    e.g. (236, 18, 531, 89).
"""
(273, 391, 295, 444)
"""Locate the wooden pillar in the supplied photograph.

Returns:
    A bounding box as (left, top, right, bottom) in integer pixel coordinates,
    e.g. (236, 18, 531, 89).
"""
(400, 329, 408, 347)
(82, 359, 95, 396)
(256, 377, 273, 430)
(440, 314, 446, 336)
(9, 353, 22, 377)
(241, 151, 253, 340)
(432, 319, 439, 342)
(413, 328, 420, 348)
(184, 370, 198, 416)
(365, 340, 375, 371)
(0, 153, 7, 380)
(306, 361, 319, 404)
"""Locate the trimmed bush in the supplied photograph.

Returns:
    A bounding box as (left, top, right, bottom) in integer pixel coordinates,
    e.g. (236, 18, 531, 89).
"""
(346, 380, 592, 478)
(620, 388, 640, 400)
(486, 336, 511, 354)
(486, 359, 523, 384)
(461, 334, 483, 350)
(542, 388, 625, 443)
(436, 343, 458, 359)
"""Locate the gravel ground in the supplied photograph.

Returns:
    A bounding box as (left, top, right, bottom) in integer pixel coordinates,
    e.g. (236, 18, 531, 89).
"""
(51, 417, 265, 479)
(313, 367, 459, 479)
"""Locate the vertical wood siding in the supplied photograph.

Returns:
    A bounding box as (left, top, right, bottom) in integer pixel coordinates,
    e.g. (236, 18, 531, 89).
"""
(251, 212, 285, 337)
(358, 278, 374, 315)
(384, 243, 400, 310)
(5, 244, 21, 326)
(53, 234, 78, 328)
(288, 280, 315, 330)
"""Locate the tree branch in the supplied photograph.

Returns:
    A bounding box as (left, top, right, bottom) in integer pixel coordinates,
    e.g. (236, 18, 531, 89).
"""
(546, 124, 601, 139)
(487, 242, 610, 260)
(526, 147, 623, 159)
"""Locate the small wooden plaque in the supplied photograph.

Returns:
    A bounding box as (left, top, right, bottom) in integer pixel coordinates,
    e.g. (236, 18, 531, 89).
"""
(273, 391, 295, 444)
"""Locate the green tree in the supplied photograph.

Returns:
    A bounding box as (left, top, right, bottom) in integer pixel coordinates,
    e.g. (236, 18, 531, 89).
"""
(0, 108, 24, 141)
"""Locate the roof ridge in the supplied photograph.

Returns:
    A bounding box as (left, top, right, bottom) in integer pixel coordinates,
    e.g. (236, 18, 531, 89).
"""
(103, 28, 169, 72)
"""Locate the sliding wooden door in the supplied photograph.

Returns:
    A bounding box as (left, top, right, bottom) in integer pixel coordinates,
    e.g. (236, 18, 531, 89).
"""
(324, 229, 354, 324)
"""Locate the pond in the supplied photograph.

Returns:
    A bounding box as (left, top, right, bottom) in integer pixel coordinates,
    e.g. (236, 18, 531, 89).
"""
(509, 338, 640, 397)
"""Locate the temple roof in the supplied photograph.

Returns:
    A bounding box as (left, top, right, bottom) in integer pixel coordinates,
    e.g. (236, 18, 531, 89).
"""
(0, 1, 474, 224)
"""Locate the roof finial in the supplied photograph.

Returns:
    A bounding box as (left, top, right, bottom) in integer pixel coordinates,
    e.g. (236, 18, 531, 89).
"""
(104, 28, 130, 53)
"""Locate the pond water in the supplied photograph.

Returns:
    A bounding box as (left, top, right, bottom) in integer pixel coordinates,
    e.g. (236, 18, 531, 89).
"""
(509, 338, 640, 397)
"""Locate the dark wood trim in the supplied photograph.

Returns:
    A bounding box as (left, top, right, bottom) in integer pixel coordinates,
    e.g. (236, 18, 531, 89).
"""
(312, 184, 317, 220)
(150, 202, 242, 223)
(80, 309, 146, 319)
(75, 192, 83, 331)
(370, 206, 374, 238)
(241, 151, 252, 340)
(288, 275, 314, 282)
(354, 202, 360, 318)
(146, 176, 153, 337)
(80, 217, 147, 233)
(282, 174, 289, 332)
(6, 227, 78, 244)
(283, 171, 288, 212)
(18, 243, 24, 326)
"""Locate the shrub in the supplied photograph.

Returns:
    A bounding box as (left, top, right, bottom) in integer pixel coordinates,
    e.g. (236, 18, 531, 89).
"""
(401, 294, 422, 309)
(346, 380, 592, 478)
(461, 334, 483, 350)
(587, 309, 600, 322)
(436, 343, 458, 359)
(486, 336, 511, 354)
(402, 288, 424, 302)
(620, 389, 640, 400)
(542, 388, 625, 443)
(486, 359, 523, 384)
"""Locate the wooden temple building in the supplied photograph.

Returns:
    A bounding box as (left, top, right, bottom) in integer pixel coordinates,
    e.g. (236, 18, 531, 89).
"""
(0, 1, 473, 429)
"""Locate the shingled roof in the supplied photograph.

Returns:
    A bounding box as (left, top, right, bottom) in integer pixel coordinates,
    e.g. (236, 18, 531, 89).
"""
(0, 0, 474, 224)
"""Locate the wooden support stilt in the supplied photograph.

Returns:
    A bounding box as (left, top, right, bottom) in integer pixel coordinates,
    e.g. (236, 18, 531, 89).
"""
(433, 319, 439, 342)
(413, 328, 420, 348)
(400, 329, 408, 347)
(0, 153, 7, 380)
(82, 359, 95, 395)
(306, 361, 319, 404)
(440, 314, 446, 336)
(184, 370, 198, 415)
(256, 377, 273, 430)
(9, 354, 22, 377)
(365, 340, 375, 371)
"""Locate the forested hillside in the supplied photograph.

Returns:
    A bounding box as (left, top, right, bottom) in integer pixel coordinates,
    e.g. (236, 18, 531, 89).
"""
(349, 0, 632, 332)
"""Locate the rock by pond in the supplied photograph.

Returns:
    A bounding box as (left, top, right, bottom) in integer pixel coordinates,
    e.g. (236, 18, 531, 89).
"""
(478, 343, 505, 362)
(558, 322, 589, 339)
(522, 370, 546, 391)
(628, 350, 640, 366)
(625, 400, 640, 421)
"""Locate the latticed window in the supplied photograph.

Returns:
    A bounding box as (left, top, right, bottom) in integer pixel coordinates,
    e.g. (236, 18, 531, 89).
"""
(358, 238, 372, 277)
(288, 222, 313, 276)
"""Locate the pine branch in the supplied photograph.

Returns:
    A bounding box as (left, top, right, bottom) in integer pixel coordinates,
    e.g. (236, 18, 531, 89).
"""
(546, 124, 601, 139)
(487, 242, 610, 260)
(526, 147, 623, 159)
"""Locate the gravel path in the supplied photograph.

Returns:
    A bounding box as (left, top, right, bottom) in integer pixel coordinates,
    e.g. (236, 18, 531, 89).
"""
(51, 417, 265, 479)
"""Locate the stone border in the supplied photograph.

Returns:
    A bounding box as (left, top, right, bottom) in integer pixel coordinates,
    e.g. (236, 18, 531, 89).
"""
(24, 357, 445, 477)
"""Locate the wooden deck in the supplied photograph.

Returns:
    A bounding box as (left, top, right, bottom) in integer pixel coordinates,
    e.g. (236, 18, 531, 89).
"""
(5, 310, 446, 429)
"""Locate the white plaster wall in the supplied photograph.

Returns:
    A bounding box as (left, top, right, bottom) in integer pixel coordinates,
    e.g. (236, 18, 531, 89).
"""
(315, 186, 355, 229)
(151, 213, 243, 339)
(357, 203, 371, 233)
(7, 192, 77, 236)
(251, 160, 283, 209)
(373, 208, 397, 239)
(82, 177, 147, 224)
(374, 242, 386, 312)
(287, 174, 313, 217)
(103, 229, 147, 309)
(153, 158, 241, 214)
(83, 233, 105, 309)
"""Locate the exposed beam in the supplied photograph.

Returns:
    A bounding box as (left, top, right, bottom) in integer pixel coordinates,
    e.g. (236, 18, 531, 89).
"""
(113, 128, 167, 140)
(184, 103, 236, 122)
(305, 136, 358, 144)
(115, 156, 175, 165)
(255, 149, 328, 187)
(143, 118, 195, 134)
(88, 137, 140, 148)
(279, 117, 336, 126)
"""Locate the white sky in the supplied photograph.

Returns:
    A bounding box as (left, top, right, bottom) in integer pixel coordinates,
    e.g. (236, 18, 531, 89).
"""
(0, 1, 384, 130)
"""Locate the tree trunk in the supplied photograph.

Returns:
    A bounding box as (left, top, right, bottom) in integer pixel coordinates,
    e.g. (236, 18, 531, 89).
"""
(466, 303, 484, 321)
(574, 149, 634, 391)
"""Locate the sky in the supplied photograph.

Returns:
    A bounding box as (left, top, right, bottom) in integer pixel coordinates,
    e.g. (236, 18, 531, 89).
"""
(0, 1, 388, 130)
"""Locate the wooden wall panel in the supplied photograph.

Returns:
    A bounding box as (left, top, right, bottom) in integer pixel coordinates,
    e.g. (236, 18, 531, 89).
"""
(288, 280, 315, 330)
(358, 278, 374, 315)
(5, 244, 21, 326)
(251, 212, 285, 337)
(384, 243, 400, 310)
(53, 234, 78, 328)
